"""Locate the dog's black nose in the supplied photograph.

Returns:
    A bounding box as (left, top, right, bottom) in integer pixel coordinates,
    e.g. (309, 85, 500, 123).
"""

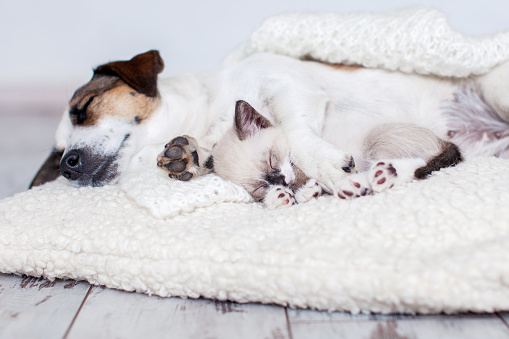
(60, 150, 83, 180)
(59, 148, 117, 186)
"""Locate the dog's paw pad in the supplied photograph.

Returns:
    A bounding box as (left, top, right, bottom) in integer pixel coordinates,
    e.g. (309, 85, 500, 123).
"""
(157, 135, 202, 181)
(370, 162, 398, 193)
(264, 186, 296, 209)
(164, 145, 184, 160)
(166, 136, 189, 147)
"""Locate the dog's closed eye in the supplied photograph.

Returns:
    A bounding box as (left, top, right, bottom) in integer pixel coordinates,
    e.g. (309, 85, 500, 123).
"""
(70, 95, 95, 125)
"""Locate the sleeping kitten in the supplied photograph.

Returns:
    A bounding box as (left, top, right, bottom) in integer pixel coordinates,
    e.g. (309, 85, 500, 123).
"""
(211, 100, 462, 208)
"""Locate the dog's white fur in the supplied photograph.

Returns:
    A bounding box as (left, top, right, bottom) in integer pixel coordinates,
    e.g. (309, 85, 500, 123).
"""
(55, 53, 509, 193)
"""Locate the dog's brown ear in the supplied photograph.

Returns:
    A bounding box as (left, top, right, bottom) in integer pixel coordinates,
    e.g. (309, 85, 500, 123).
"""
(29, 148, 64, 188)
(234, 100, 273, 140)
(94, 50, 164, 97)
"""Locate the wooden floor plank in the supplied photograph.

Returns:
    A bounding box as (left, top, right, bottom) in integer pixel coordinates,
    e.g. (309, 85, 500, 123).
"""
(288, 308, 415, 323)
(498, 312, 509, 327)
(291, 317, 509, 339)
(0, 273, 91, 339)
(0, 105, 62, 199)
(289, 311, 509, 339)
(66, 286, 290, 339)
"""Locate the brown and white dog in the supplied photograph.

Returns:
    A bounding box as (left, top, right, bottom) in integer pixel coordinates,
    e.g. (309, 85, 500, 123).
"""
(32, 50, 509, 203)
(32, 51, 164, 187)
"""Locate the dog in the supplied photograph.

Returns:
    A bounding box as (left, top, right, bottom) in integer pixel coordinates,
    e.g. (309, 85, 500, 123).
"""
(32, 50, 509, 199)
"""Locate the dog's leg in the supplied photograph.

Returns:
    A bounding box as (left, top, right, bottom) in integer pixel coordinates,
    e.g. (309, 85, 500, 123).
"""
(157, 135, 214, 181)
(30, 148, 64, 188)
(478, 60, 509, 120)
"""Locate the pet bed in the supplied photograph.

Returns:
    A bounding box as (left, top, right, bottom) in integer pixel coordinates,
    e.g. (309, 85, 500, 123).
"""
(2, 8, 509, 314)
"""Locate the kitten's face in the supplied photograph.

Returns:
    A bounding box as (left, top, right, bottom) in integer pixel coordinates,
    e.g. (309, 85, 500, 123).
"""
(213, 101, 309, 201)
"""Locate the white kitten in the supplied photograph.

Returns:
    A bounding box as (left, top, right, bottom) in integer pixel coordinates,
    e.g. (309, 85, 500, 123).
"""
(212, 101, 462, 208)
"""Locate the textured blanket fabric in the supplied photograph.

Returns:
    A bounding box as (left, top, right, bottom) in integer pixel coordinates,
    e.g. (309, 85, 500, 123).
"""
(2, 8, 509, 314)
(225, 8, 509, 77)
(1, 158, 509, 314)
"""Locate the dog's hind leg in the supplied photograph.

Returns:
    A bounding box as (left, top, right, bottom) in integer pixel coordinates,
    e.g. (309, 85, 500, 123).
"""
(478, 61, 509, 120)
(157, 135, 214, 181)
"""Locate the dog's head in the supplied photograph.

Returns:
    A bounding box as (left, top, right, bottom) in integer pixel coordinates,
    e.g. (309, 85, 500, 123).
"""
(31, 50, 164, 187)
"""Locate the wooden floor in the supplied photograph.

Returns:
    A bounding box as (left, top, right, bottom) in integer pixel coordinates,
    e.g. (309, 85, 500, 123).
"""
(1, 100, 509, 339)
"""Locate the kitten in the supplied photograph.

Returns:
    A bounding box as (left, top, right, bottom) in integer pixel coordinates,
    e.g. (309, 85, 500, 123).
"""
(211, 100, 462, 208)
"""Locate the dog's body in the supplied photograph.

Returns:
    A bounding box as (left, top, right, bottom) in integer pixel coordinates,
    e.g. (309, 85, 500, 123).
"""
(33, 51, 509, 201)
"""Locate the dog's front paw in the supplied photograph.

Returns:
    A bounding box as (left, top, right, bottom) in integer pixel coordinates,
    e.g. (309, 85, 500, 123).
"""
(157, 135, 213, 181)
(334, 172, 372, 200)
(264, 186, 296, 209)
(295, 179, 322, 204)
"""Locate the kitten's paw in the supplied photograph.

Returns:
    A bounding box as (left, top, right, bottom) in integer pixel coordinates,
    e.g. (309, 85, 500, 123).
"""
(334, 173, 372, 200)
(369, 158, 426, 193)
(264, 186, 296, 209)
(157, 135, 213, 181)
(369, 161, 398, 193)
(295, 179, 322, 204)
(295, 147, 356, 193)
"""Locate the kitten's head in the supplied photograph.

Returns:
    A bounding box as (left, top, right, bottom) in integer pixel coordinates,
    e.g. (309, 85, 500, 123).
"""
(213, 100, 308, 201)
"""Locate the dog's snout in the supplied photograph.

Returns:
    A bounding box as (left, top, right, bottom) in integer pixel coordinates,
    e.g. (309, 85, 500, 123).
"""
(60, 150, 84, 180)
(59, 148, 119, 186)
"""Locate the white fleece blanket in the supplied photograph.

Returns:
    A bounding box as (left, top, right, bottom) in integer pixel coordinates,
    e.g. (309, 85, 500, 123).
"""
(226, 7, 509, 77)
(2, 8, 509, 314)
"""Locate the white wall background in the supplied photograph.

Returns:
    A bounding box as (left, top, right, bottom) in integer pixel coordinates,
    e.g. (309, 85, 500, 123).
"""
(1, 0, 509, 96)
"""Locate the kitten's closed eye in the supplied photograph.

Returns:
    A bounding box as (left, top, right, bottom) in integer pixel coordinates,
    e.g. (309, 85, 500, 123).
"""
(250, 182, 270, 201)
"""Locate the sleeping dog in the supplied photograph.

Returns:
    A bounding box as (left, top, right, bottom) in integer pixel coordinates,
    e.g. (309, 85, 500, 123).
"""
(33, 50, 509, 199)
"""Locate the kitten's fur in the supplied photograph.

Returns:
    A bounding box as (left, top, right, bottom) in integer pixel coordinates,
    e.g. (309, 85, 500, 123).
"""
(212, 101, 462, 208)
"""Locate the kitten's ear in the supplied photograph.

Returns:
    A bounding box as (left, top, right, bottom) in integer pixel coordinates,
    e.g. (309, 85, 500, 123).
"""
(234, 100, 273, 140)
